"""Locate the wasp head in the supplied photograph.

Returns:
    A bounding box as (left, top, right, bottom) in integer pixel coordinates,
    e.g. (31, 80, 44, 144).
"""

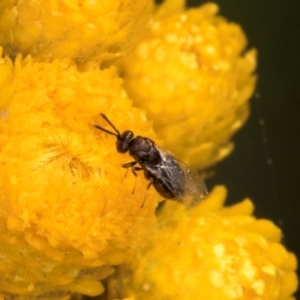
(93, 113, 134, 154)
(116, 130, 134, 153)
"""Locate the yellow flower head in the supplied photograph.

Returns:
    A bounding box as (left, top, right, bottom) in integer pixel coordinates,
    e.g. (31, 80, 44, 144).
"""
(0, 53, 160, 298)
(0, 0, 152, 65)
(121, 1, 257, 169)
(107, 187, 298, 300)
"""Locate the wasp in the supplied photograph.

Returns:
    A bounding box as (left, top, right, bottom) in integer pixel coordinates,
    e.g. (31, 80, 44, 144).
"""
(93, 113, 208, 207)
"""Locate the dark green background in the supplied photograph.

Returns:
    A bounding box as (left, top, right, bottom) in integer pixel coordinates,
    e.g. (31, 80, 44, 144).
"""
(186, 0, 300, 298)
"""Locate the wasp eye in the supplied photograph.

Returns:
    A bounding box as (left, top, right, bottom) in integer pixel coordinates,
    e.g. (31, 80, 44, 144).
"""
(117, 131, 133, 153)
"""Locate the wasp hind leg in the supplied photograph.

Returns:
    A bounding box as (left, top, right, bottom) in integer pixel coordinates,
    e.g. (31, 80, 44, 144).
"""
(140, 177, 154, 208)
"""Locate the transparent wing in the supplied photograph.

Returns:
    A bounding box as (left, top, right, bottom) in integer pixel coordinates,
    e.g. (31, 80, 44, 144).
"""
(179, 162, 208, 208)
(145, 146, 208, 208)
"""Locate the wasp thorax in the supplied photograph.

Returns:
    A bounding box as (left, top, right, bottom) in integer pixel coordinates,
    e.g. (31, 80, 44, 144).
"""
(129, 137, 160, 163)
(116, 130, 134, 153)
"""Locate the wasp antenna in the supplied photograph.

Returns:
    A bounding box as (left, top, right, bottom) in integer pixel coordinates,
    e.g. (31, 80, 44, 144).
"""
(100, 113, 121, 137)
(93, 124, 118, 138)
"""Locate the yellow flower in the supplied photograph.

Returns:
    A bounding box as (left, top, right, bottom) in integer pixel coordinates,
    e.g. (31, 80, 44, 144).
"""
(0, 0, 152, 65)
(106, 186, 298, 300)
(0, 53, 160, 298)
(121, 1, 257, 169)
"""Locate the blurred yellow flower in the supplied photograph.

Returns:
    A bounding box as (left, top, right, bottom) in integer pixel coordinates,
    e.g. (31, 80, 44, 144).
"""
(121, 1, 257, 169)
(0, 0, 152, 65)
(0, 53, 160, 298)
(0, 48, 14, 112)
(106, 186, 298, 300)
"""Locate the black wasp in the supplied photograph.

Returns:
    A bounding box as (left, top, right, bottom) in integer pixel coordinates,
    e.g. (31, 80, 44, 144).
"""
(94, 113, 208, 208)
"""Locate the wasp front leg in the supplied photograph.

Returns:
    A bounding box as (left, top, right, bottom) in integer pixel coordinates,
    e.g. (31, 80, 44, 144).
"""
(121, 161, 143, 195)
(121, 161, 143, 177)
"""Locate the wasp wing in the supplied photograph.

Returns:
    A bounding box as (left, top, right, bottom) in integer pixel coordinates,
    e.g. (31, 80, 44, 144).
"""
(145, 146, 208, 208)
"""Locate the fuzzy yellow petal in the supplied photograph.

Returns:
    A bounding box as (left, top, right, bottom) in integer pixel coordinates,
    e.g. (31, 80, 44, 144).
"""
(0, 54, 161, 298)
(0, 0, 152, 65)
(121, 1, 257, 169)
(106, 187, 298, 300)
(0, 48, 14, 112)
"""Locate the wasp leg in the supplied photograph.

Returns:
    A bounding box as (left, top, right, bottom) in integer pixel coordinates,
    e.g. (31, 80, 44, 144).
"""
(131, 166, 143, 177)
(146, 179, 152, 190)
(121, 161, 138, 177)
(121, 162, 143, 194)
(121, 161, 137, 168)
(121, 161, 143, 175)
(130, 166, 144, 194)
(141, 178, 153, 208)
